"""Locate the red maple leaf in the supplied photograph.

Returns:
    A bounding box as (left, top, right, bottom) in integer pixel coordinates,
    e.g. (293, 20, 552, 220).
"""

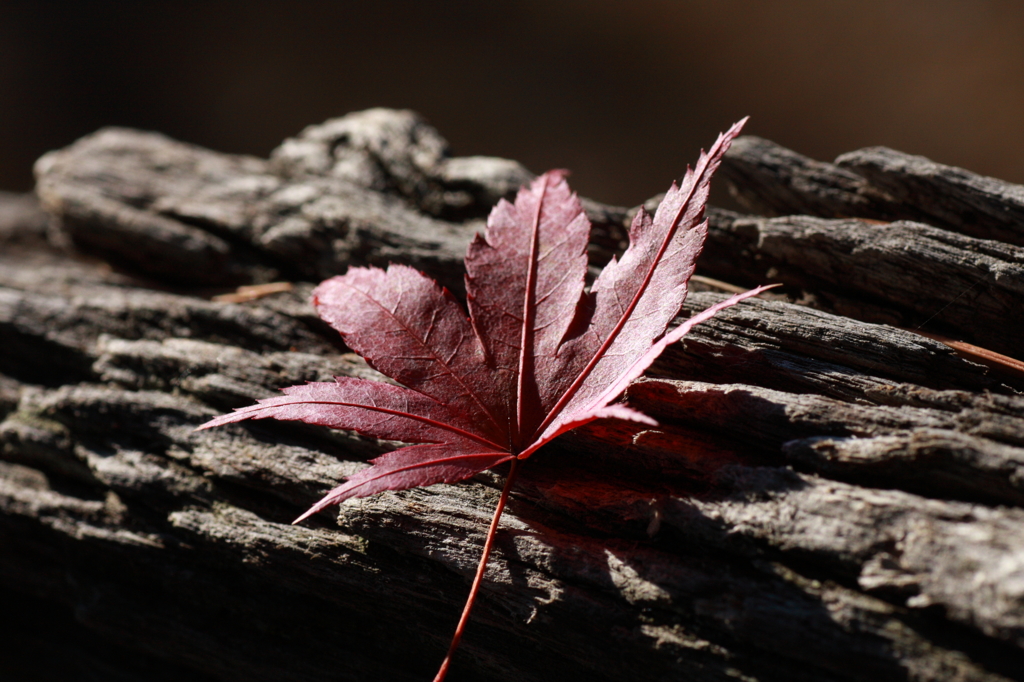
(199, 119, 770, 680)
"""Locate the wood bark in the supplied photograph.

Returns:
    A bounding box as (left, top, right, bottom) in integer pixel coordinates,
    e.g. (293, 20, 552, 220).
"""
(2, 108, 1023, 681)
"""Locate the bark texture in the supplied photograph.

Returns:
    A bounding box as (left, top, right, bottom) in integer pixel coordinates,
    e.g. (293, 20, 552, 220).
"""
(2, 109, 1023, 681)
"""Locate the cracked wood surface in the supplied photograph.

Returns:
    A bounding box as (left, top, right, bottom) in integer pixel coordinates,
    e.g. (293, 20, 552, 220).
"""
(2, 110, 1024, 681)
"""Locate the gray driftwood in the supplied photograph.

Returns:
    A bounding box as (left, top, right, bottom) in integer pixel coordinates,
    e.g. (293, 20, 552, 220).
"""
(3, 110, 1024, 682)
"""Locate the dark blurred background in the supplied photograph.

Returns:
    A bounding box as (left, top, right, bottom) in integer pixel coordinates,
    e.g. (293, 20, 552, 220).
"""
(2, 0, 1023, 207)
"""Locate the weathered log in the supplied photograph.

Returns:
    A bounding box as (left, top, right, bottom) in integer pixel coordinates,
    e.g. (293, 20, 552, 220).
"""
(0, 282, 337, 386)
(626, 377, 1024, 506)
(836, 147, 1024, 247)
(3, 111, 1024, 681)
(33, 122, 475, 289)
(718, 135, 900, 221)
(697, 212, 1024, 358)
(32, 109, 629, 294)
(720, 136, 1024, 247)
(784, 429, 1024, 507)
(659, 291, 999, 397)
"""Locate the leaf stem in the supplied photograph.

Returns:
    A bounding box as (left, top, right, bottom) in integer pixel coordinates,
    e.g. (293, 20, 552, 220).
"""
(433, 458, 521, 682)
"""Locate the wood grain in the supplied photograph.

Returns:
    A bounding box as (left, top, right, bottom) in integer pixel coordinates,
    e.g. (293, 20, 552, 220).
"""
(3, 112, 1023, 681)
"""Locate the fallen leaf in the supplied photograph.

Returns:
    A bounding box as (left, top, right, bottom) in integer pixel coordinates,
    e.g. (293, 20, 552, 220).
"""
(198, 118, 770, 680)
